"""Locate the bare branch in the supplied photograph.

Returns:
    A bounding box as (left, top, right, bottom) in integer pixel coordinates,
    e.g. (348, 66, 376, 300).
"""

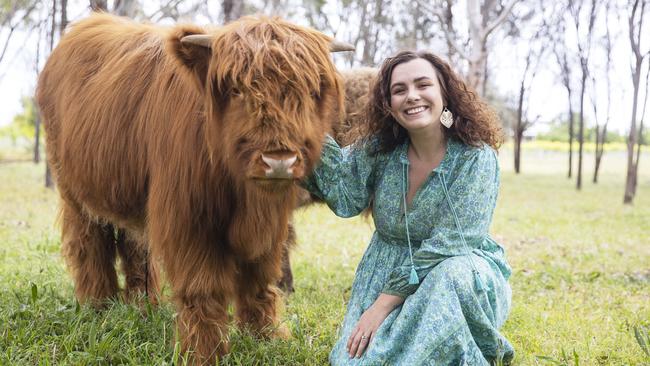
(0, 27, 16, 65)
(640, 57, 650, 132)
(413, 0, 435, 14)
(429, 10, 471, 61)
(483, 0, 517, 40)
(146, 0, 185, 22)
(638, 1, 646, 55)
(0, 0, 39, 65)
(629, 0, 641, 59)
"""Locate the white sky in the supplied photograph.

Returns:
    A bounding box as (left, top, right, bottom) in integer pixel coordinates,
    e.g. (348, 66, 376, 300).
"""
(0, 0, 647, 136)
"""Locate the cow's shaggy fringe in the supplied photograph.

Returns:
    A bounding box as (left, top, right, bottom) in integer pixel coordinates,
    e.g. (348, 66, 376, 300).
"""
(37, 13, 345, 364)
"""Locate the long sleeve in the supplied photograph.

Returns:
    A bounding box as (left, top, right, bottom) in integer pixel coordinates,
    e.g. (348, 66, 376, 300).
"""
(302, 135, 383, 218)
(382, 146, 500, 297)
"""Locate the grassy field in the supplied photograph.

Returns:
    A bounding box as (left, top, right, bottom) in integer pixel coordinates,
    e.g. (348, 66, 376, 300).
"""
(1, 145, 649, 365)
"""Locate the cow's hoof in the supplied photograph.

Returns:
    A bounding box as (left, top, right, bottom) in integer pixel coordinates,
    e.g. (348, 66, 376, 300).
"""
(271, 323, 291, 339)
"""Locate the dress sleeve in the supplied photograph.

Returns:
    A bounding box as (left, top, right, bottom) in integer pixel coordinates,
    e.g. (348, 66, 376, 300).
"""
(301, 134, 380, 218)
(381, 146, 500, 298)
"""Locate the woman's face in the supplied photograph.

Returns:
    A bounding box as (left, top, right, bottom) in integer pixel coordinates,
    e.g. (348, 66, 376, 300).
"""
(389, 58, 445, 136)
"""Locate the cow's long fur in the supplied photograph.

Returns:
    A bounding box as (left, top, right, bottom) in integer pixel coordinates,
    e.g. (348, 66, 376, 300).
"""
(335, 67, 377, 146)
(37, 13, 344, 363)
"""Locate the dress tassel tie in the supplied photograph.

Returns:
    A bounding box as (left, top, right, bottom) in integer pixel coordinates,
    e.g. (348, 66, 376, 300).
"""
(408, 266, 419, 285)
(402, 164, 420, 285)
(473, 270, 485, 292)
(440, 172, 487, 293)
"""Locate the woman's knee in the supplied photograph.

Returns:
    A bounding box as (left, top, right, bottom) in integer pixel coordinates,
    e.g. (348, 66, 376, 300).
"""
(433, 256, 478, 289)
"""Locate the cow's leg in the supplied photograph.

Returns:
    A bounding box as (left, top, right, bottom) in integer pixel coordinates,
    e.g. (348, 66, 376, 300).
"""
(277, 221, 295, 293)
(60, 200, 119, 306)
(115, 230, 160, 305)
(236, 243, 289, 338)
(157, 240, 236, 363)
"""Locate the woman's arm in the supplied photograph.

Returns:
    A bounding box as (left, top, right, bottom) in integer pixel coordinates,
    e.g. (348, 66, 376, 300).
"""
(302, 135, 381, 218)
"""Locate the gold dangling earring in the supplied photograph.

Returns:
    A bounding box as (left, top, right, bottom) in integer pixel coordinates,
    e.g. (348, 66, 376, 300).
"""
(440, 107, 454, 128)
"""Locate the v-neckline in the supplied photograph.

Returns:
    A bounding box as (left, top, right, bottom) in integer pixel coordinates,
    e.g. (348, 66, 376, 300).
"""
(400, 139, 452, 211)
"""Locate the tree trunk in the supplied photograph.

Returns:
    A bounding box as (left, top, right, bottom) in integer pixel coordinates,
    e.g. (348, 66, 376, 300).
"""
(567, 88, 573, 178)
(594, 2, 613, 185)
(89, 0, 107, 12)
(593, 153, 602, 183)
(632, 61, 650, 197)
(467, 48, 487, 96)
(45, 163, 54, 188)
(624, 61, 641, 204)
(33, 106, 40, 164)
(576, 73, 586, 190)
(593, 125, 606, 183)
(633, 121, 644, 195)
(223, 0, 243, 22)
(114, 0, 137, 17)
(514, 130, 523, 174)
(45, 0, 57, 189)
(466, 0, 483, 94)
(60, 0, 68, 32)
(514, 77, 525, 174)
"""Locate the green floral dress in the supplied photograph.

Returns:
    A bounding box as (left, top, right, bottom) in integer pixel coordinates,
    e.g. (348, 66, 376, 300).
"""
(303, 135, 514, 365)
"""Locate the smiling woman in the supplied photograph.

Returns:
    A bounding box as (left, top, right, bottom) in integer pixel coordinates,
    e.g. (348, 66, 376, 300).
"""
(302, 50, 513, 365)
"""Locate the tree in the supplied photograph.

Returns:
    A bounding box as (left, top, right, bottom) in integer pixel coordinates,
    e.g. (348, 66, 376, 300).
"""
(569, 0, 599, 190)
(418, 0, 517, 96)
(552, 11, 577, 179)
(591, 1, 614, 184)
(624, 0, 650, 204)
(512, 1, 551, 174)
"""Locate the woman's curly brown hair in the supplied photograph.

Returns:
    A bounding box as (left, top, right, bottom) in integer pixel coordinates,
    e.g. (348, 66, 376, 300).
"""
(363, 50, 503, 153)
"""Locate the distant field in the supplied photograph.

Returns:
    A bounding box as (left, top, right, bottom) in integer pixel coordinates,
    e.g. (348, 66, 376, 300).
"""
(0, 144, 649, 365)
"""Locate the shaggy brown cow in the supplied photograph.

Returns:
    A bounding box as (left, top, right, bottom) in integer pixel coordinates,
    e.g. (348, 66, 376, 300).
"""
(36, 13, 352, 362)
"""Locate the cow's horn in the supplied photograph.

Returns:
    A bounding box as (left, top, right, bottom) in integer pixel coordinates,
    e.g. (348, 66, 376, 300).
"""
(181, 34, 214, 49)
(329, 40, 355, 53)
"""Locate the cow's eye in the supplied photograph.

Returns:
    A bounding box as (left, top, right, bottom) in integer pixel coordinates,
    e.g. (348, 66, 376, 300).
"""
(231, 88, 242, 97)
(235, 137, 248, 151)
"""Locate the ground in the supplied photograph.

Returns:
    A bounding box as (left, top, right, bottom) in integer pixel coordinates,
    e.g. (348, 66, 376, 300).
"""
(0, 143, 649, 365)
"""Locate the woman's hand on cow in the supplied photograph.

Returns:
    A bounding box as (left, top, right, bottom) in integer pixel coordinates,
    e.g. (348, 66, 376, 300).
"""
(346, 293, 404, 358)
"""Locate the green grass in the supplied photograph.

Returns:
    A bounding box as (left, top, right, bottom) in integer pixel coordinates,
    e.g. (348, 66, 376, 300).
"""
(1, 144, 649, 365)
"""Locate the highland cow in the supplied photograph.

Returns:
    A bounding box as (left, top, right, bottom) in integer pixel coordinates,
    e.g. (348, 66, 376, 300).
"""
(36, 13, 352, 362)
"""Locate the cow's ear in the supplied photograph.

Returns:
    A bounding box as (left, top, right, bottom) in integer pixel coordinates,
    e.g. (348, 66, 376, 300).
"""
(168, 26, 213, 91)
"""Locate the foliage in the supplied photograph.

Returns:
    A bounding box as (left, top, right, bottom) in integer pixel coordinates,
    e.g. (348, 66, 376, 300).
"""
(536, 117, 629, 144)
(1, 96, 36, 140)
(0, 148, 649, 364)
(0, 0, 41, 30)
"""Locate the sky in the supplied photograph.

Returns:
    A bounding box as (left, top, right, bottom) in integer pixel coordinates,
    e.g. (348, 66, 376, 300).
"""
(0, 0, 646, 136)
